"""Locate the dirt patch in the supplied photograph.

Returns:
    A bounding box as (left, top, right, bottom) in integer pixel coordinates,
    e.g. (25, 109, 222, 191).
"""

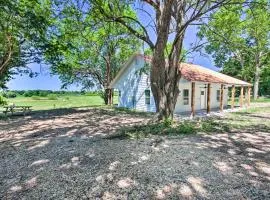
(0, 107, 269, 199)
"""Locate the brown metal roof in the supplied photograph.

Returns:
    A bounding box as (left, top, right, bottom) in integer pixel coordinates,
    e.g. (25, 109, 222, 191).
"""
(180, 63, 252, 86)
(138, 54, 251, 86)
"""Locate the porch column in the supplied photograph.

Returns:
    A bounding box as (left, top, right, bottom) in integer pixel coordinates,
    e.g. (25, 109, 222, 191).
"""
(191, 82, 195, 118)
(231, 85, 235, 109)
(207, 83, 211, 114)
(247, 86, 251, 106)
(240, 86, 244, 107)
(220, 84, 224, 112)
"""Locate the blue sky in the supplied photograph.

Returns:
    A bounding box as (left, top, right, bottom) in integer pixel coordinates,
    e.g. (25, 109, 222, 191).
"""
(7, 4, 218, 91)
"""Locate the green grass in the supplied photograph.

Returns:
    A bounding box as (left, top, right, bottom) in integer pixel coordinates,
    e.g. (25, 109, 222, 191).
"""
(0, 94, 118, 112)
(107, 105, 270, 140)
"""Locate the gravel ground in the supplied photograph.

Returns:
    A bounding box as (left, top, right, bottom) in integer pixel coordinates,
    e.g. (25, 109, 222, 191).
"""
(0, 107, 269, 199)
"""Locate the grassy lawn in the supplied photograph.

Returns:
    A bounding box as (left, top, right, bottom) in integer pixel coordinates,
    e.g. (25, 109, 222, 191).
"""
(0, 94, 118, 112)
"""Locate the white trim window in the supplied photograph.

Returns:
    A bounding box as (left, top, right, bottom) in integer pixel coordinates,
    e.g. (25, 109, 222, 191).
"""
(216, 90, 220, 101)
(145, 89, 150, 105)
(183, 89, 189, 105)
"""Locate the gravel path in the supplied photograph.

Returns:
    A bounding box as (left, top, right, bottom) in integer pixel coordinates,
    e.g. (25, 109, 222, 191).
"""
(0, 107, 269, 199)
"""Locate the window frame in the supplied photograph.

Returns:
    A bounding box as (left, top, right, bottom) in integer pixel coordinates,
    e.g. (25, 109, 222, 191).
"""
(216, 90, 220, 101)
(183, 89, 189, 105)
(145, 89, 151, 105)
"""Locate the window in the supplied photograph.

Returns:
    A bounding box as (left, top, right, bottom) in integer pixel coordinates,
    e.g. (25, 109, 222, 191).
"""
(183, 89, 189, 105)
(216, 90, 220, 101)
(145, 89, 150, 105)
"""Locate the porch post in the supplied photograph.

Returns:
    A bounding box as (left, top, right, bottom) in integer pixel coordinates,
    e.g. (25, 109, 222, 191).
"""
(220, 84, 224, 112)
(191, 82, 195, 118)
(240, 86, 244, 107)
(231, 85, 235, 109)
(247, 86, 251, 106)
(207, 83, 211, 114)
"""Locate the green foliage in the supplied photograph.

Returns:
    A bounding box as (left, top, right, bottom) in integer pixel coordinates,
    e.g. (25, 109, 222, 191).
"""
(0, 95, 7, 106)
(177, 122, 197, 134)
(198, 1, 270, 95)
(47, 94, 58, 100)
(110, 121, 197, 140)
(31, 96, 41, 100)
(163, 117, 173, 127)
(3, 91, 17, 98)
(45, 1, 140, 97)
(0, 0, 52, 87)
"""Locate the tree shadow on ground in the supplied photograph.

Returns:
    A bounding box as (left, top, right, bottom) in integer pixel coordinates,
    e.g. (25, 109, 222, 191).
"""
(0, 107, 269, 199)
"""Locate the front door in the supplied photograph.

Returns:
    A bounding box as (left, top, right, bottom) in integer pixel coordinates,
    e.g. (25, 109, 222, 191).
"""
(200, 90, 206, 109)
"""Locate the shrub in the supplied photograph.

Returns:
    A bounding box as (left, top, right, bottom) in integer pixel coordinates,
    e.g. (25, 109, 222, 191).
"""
(176, 122, 196, 134)
(163, 117, 173, 127)
(3, 91, 17, 98)
(39, 91, 49, 97)
(47, 94, 58, 100)
(32, 96, 41, 100)
(0, 96, 7, 106)
(24, 91, 34, 97)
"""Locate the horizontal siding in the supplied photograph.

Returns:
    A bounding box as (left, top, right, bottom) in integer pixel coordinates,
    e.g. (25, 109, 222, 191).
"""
(114, 57, 156, 112)
(113, 55, 228, 113)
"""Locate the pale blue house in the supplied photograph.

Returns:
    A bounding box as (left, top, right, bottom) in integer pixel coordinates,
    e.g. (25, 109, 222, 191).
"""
(110, 54, 251, 114)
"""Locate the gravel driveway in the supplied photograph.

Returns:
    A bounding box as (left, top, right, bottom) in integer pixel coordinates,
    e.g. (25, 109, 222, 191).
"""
(0, 107, 269, 199)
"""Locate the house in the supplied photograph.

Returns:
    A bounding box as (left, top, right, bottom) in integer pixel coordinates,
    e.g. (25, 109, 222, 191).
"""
(110, 54, 252, 116)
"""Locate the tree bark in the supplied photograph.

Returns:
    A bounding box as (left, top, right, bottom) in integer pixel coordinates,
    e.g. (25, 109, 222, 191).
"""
(150, 1, 184, 120)
(104, 53, 113, 105)
(253, 63, 260, 99)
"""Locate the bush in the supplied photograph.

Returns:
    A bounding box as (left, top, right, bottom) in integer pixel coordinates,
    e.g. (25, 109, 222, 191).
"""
(3, 91, 17, 98)
(85, 91, 99, 96)
(47, 94, 58, 100)
(176, 122, 196, 134)
(39, 91, 49, 97)
(0, 96, 7, 106)
(24, 91, 34, 97)
(163, 117, 173, 127)
(110, 121, 197, 140)
(32, 96, 41, 100)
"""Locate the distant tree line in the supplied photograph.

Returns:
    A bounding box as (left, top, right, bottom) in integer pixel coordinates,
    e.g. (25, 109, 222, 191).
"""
(0, 90, 101, 98)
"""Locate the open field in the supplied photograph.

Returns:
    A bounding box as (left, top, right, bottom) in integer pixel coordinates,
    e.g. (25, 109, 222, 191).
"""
(0, 95, 118, 113)
(0, 103, 269, 199)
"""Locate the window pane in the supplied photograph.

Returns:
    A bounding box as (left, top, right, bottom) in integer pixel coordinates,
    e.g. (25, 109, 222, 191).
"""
(216, 90, 220, 101)
(145, 89, 150, 105)
(183, 89, 189, 105)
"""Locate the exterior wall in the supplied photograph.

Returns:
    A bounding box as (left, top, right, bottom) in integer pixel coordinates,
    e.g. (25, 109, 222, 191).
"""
(112, 56, 228, 113)
(175, 80, 228, 113)
(113, 57, 156, 112)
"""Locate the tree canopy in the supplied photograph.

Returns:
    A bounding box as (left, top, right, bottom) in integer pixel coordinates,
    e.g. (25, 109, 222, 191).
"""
(44, 0, 140, 103)
(198, 0, 270, 97)
(0, 0, 52, 88)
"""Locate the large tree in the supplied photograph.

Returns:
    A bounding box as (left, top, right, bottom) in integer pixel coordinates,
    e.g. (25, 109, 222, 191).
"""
(45, 1, 140, 104)
(0, 0, 52, 87)
(91, 0, 252, 120)
(198, 0, 270, 99)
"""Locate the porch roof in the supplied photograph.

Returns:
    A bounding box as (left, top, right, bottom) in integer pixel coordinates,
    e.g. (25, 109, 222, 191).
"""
(180, 62, 252, 86)
(139, 54, 252, 86)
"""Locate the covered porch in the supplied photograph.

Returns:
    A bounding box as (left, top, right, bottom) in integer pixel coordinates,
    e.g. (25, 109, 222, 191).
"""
(189, 83, 252, 118)
(180, 62, 252, 118)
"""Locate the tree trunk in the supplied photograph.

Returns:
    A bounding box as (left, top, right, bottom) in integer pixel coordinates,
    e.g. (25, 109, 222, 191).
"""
(104, 53, 112, 105)
(150, 37, 183, 120)
(253, 60, 260, 100)
(104, 88, 113, 105)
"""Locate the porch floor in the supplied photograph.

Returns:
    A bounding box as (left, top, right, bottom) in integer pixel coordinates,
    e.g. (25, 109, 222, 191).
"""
(174, 105, 246, 120)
